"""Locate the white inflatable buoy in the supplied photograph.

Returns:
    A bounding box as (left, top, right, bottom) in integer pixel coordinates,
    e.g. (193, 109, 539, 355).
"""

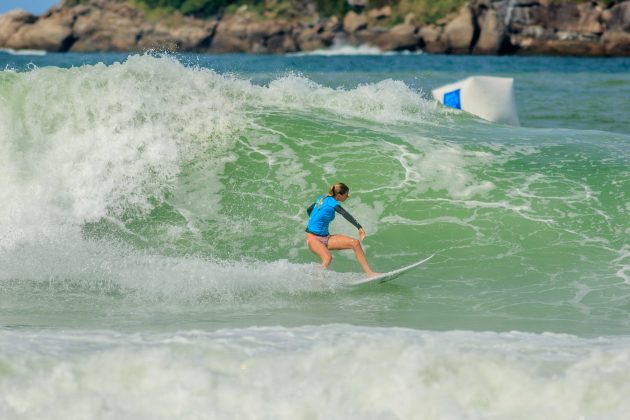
(432, 76, 519, 126)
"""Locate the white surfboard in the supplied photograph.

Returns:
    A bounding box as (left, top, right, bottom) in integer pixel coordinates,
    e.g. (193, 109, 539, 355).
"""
(349, 254, 434, 286)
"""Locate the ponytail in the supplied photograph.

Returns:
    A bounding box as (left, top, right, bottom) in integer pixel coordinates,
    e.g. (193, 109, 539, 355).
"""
(328, 182, 349, 197)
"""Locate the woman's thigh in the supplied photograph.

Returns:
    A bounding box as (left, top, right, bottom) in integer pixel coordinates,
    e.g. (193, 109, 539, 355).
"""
(307, 235, 331, 258)
(327, 234, 358, 250)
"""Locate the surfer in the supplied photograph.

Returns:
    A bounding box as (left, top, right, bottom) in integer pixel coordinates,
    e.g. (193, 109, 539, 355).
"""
(305, 183, 378, 276)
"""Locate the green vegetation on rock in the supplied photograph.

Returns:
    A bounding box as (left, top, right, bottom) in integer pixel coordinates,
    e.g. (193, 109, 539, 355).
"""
(127, 0, 468, 23)
(131, 0, 234, 16)
(64, 0, 608, 26)
(395, 0, 467, 24)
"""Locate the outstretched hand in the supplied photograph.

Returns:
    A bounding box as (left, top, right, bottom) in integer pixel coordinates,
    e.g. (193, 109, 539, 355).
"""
(358, 228, 366, 241)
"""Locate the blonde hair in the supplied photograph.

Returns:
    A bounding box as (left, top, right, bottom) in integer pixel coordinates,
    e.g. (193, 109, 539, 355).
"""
(328, 182, 349, 197)
(317, 183, 350, 207)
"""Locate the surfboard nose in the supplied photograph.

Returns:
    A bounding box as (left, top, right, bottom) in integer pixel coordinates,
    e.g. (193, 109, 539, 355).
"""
(349, 254, 435, 286)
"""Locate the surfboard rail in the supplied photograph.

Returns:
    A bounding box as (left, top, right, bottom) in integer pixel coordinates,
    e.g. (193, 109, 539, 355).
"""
(349, 254, 434, 286)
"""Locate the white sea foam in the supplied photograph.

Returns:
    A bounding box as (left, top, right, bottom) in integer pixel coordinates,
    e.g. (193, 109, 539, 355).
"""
(1, 326, 629, 419)
(0, 55, 244, 250)
(288, 38, 422, 56)
(388, 137, 498, 200)
(615, 245, 630, 284)
(0, 236, 352, 303)
(290, 43, 384, 56)
(0, 48, 47, 56)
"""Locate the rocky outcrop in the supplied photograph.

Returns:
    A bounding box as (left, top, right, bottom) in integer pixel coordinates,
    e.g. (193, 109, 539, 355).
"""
(419, 25, 446, 53)
(0, 7, 74, 51)
(1, 0, 630, 56)
(377, 23, 419, 51)
(295, 19, 338, 51)
(428, 0, 630, 56)
(603, 1, 630, 30)
(343, 11, 368, 33)
(0, 10, 36, 46)
(70, 3, 145, 51)
(348, 23, 419, 51)
(602, 30, 630, 55)
(443, 5, 476, 54)
(210, 16, 298, 53)
(474, 7, 510, 54)
(599, 1, 630, 54)
(504, 0, 606, 55)
(0, 0, 220, 52)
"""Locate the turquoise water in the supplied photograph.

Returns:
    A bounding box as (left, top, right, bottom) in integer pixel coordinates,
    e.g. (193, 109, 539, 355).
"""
(1, 51, 629, 418)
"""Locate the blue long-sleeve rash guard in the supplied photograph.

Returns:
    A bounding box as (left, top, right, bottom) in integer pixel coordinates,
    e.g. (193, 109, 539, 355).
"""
(306, 198, 362, 236)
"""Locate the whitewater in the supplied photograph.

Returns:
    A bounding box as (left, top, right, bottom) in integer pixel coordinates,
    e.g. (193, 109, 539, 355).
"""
(0, 51, 629, 419)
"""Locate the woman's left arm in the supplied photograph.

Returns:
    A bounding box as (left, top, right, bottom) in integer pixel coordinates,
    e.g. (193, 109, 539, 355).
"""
(335, 206, 365, 240)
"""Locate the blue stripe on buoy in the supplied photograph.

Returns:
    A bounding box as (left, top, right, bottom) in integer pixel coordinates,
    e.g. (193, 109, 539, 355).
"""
(443, 89, 461, 110)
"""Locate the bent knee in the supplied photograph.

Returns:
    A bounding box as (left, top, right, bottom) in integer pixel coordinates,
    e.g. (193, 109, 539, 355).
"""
(351, 239, 362, 249)
(322, 255, 332, 266)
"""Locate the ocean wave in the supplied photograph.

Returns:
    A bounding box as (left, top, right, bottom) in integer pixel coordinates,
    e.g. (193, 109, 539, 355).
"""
(0, 54, 439, 250)
(1, 53, 627, 313)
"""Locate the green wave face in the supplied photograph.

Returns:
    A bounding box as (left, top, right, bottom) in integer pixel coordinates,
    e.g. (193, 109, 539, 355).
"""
(1, 55, 628, 335)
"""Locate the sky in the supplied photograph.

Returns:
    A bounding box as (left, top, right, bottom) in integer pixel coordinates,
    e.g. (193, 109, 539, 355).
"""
(0, 1, 60, 15)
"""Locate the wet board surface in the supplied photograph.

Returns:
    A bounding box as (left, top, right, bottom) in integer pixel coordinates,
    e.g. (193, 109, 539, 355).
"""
(349, 254, 434, 286)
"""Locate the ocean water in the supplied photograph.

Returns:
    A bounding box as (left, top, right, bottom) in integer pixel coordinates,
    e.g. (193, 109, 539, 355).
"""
(1, 50, 629, 418)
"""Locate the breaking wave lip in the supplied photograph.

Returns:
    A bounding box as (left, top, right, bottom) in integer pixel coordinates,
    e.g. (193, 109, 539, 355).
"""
(258, 73, 438, 125)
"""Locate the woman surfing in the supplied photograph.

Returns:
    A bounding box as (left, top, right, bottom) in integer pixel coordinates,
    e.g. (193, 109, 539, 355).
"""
(305, 183, 378, 276)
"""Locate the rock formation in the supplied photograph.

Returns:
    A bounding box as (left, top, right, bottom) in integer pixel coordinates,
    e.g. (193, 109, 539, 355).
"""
(1, 0, 629, 56)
